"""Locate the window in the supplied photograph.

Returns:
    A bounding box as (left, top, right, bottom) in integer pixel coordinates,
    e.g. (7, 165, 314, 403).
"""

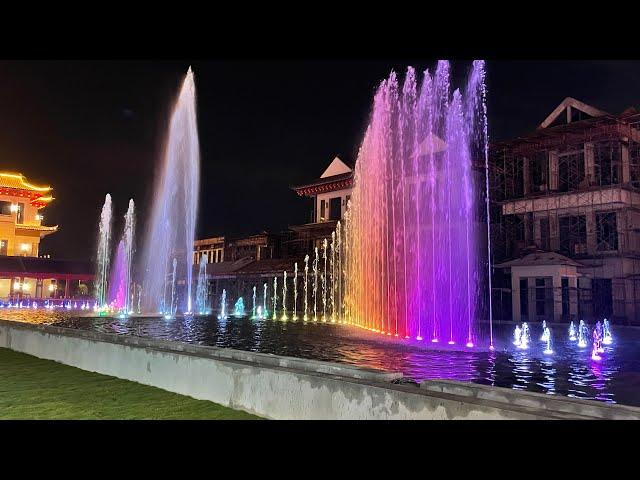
(0, 201, 12, 216)
(561, 278, 570, 321)
(529, 152, 549, 193)
(539, 217, 550, 251)
(596, 212, 618, 251)
(558, 148, 585, 192)
(559, 215, 587, 256)
(595, 141, 621, 186)
(329, 197, 341, 220)
(631, 141, 640, 189)
(320, 199, 326, 221)
(16, 203, 24, 224)
(0, 240, 6, 256)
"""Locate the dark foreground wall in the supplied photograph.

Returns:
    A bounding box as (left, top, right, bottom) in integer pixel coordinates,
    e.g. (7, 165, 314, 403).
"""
(1, 320, 639, 420)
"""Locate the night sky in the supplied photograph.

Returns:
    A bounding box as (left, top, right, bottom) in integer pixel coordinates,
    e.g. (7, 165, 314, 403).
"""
(2, 60, 640, 261)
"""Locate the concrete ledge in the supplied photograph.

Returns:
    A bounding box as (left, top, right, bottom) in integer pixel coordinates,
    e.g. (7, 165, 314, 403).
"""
(1, 319, 638, 420)
(421, 379, 640, 420)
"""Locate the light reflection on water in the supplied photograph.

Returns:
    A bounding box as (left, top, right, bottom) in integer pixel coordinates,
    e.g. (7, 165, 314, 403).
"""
(2, 310, 639, 407)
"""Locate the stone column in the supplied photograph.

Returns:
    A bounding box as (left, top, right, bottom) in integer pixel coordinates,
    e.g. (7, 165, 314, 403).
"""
(569, 276, 578, 321)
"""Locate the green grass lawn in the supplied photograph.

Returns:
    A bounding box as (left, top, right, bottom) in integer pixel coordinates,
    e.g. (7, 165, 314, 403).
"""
(0, 348, 261, 420)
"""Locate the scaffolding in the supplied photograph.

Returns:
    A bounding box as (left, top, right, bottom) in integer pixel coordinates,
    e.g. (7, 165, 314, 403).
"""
(489, 106, 640, 325)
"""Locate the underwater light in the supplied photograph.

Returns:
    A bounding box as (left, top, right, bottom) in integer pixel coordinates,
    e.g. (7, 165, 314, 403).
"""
(466, 342, 474, 348)
(448, 340, 455, 345)
(416, 336, 423, 341)
(431, 338, 439, 343)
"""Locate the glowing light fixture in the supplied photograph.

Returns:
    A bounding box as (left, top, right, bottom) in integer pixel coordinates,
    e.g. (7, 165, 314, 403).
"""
(20, 243, 30, 252)
(9, 204, 18, 213)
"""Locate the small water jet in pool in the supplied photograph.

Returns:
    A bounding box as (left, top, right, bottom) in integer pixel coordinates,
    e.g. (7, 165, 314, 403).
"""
(313, 247, 319, 322)
(262, 283, 268, 319)
(322, 238, 328, 322)
(543, 327, 553, 355)
(293, 262, 298, 320)
(195, 254, 208, 314)
(513, 324, 522, 346)
(251, 286, 257, 319)
(518, 323, 530, 350)
(569, 321, 577, 341)
(578, 320, 589, 348)
(272, 277, 278, 320)
(603, 318, 613, 345)
(594, 321, 605, 353)
(234, 298, 245, 318)
(540, 320, 548, 341)
(218, 289, 227, 320)
(303, 254, 309, 321)
(281, 271, 288, 321)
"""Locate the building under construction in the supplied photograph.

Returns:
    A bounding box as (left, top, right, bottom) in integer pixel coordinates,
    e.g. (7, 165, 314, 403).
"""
(491, 97, 640, 325)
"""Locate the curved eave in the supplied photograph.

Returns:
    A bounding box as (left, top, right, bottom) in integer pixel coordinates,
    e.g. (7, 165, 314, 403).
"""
(15, 224, 58, 237)
(293, 178, 354, 197)
(32, 196, 54, 209)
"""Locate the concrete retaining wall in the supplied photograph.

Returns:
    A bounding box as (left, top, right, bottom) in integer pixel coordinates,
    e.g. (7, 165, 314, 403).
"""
(1, 319, 639, 420)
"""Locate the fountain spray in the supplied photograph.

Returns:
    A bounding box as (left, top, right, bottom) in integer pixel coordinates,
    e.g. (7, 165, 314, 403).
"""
(322, 238, 328, 322)
(304, 254, 309, 321)
(95, 194, 113, 311)
(330, 232, 336, 323)
(252, 286, 257, 318)
(293, 262, 298, 320)
(281, 271, 288, 321)
(263, 283, 268, 318)
(313, 247, 319, 322)
(272, 276, 278, 320)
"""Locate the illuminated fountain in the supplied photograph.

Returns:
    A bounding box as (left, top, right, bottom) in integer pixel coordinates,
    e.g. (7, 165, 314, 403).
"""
(95, 193, 113, 311)
(108, 240, 127, 311)
(342, 61, 489, 346)
(281, 271, 288, 320)
(107, 199, 136, 316)
(293, 262, 298, 320)
(592, 325, 603, 361)
(578, 320, 589, 348)
(322, 238, 327, 322)
(603, 318, 613, 345)
(569, 321, 577, 341)
(141, 68, 200, 315)
(218, 289, 227, 320)
(251, 286, 257, 319)
(330, 232, 336, 322)
(272, 276, 278, 320)
(513, 324, 522, 346)
(313, 247, 319, 322)
(540, 321, 550, 342)
(518, 323, 530, 350)
(303, 254, 309, 321)
(262, 283, 268, 319)
(234, 297, 245, 317)
(543, 327, 553, 355)
(195, 255, 208, 314)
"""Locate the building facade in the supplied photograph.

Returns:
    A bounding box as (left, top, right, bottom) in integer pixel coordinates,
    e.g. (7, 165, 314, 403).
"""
(0, 172, 93, 302)
(491, 98, 640, 324)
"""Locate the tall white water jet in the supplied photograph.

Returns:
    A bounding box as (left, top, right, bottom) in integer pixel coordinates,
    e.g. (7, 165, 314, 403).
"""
(313, 247, 319, 322)
(195, 254, 208, 314)
(303, 255, 309, 321)
(322, 238, 328, 322)
(293, 262, 298, 320)
(95, 194, 113, 310)
(263, 282, 268, 318)
(170, 258, 177, 317)
(123, 199, 135, 314)
(218, 289, 227, 319)
(141, 68, 200, 314)
(330, 232, 336, 323)
(252, 285, 257, 318)
(281, 271, 288, 320)
(336, 221, 342, 323)
(272, 276, 278, 320)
